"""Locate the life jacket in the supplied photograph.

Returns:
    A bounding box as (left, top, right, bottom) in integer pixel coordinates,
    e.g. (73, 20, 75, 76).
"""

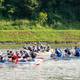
(64, 48, 71, 55)
(55, 48, 62, 57)
(23, 53, 30, 58)
(12, 54, 19, 64)
(30, 52, 37, 58)
(0, 55, 3, 62)
(7, 53, 13, 58)
(75, 48, 80, 57)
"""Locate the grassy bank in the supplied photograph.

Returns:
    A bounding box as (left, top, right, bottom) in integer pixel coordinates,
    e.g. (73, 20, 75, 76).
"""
(0, 30, 79, 48)
(0, 30, 80, 43)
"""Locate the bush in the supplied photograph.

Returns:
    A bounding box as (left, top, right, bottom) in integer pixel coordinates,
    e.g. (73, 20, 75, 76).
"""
(37, 12, 48, 25)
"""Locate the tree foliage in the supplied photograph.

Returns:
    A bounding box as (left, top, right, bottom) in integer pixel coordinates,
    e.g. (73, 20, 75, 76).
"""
(1, 0, 41, 18)
(0, 0, 80, 24)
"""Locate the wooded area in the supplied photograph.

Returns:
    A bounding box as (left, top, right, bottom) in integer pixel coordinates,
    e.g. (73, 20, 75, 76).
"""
(0, 0, 80, 45)
(0, 0, 80, 23)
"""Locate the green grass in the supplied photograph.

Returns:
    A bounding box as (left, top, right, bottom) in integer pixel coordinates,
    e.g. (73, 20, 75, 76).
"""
(0, 20, 80, 49)
(0, 19, 80, 30)
(0, 19, 49, 30)
(0, 30, 79, 48)
(0, 30, 80, 43)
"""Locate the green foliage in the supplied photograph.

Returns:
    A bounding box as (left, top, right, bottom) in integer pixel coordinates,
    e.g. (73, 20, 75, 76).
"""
(1, 0, 41, 18)
(0, 30, 80, 43)
(0, 19, 50, 30)
(0, 20, 80, 30)
(0, 0, 80, 29)
(37, 12, 48, 25)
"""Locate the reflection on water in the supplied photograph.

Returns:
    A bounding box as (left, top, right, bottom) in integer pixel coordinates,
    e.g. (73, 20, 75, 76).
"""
(0, 59, 80, 80)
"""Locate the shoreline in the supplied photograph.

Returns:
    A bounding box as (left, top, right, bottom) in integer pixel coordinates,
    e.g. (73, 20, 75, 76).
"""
(0, 42, 80, 49)
(0, 41, 79, 44)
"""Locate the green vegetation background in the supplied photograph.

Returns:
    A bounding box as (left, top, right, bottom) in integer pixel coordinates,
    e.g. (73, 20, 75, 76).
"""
(0, 0, 80, 44)
(0, 0, 80, 29)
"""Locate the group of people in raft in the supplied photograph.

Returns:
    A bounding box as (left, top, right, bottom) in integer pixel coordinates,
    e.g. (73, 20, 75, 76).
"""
(0, 45, 50, 63)
(50, 46, 80, 59)
(0, 45, 80, 63)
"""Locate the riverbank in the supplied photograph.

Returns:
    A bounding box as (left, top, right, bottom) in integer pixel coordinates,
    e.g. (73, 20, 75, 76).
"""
(0, 30, 80, 42)
(0, 42, 80, 49)
(0, 30, 80, 48)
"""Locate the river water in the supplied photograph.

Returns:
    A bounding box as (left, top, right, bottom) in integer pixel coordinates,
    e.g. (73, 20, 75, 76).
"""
(0, 59, 80, 80)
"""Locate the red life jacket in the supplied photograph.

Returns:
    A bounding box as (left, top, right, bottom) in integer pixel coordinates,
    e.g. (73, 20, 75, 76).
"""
(12, 54, 19, 64)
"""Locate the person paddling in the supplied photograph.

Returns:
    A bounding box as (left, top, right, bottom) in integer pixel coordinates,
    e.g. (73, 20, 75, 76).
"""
(30, 51, 37, 61)
(55, 48, 62, 57)
(74, 47, 80, 57)
(0, 55, 4, 62)
(11, 52, 19, 64)
(7, 50, 13, 62)
(64, 48, 71, 57)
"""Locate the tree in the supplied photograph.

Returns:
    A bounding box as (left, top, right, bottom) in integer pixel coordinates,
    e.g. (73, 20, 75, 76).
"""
(2, 0, 41, 19)
(0, 0, 4, 18)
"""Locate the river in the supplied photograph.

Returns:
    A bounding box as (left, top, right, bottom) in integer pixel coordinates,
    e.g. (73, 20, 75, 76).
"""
(0, 59, 80, 80)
